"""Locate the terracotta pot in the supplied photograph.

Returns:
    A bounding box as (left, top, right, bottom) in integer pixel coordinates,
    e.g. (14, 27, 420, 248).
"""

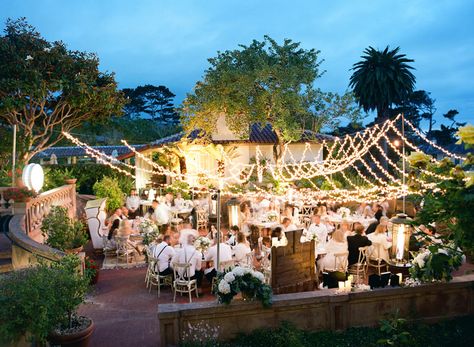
(49, 317, 94, 347)
(65, 246, 84, 255)
(65, 178, 77, 185)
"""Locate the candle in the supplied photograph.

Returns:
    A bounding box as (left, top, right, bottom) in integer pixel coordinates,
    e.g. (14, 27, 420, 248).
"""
(397, 273, 403, 285)
(348, 275, 354, 282)
(338, 281, 345, 289)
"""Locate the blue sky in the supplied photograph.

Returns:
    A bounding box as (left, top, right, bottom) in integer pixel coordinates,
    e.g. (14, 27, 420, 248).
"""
(2, 0, 473, 127)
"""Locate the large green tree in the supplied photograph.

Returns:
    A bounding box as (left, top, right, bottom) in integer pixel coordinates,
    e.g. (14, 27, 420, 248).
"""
(349, 46, 416, 122)
(0, 18, 125, 164)
(182, 36, 360, 163)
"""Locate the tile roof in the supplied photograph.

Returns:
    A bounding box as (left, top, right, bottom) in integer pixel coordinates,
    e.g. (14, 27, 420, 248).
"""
(33, 145, 145, 159)
(418, 143, 469, 156)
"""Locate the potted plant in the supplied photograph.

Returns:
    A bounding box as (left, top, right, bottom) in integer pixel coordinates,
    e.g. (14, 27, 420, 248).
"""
(3, 186, 37, 202)
(41, 206, 88, 253)
(84, 257, 99, 285)
(0, 255, 94, 347)
(92, 176, 124, 212)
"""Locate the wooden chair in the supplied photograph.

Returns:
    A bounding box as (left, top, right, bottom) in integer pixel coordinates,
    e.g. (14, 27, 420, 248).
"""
(333, 251, 349, 272)
(367, 243, 389, 276)
(115, 235, 135, 265)
(196, 209, 209, 232)
(102, 235, 116, 261)
(172, 262, 199, 303)
(348, 246, 369, 284)
(147, 257, 173, 297)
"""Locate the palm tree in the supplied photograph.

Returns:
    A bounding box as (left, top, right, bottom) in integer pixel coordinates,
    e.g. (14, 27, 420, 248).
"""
(349, 46, 416, 122)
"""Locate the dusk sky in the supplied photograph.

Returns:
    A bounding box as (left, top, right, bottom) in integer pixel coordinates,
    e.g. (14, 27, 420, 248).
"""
(2, 0, 473, 127)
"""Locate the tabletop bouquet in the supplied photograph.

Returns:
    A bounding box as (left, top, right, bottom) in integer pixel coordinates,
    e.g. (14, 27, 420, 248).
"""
(409, 242, 464, 283)
(194, 236, 211, 253)
(266, 211, 279, 222)
(338, 207, 351, 219)
(215, 266, 272, 307)
(138, 219, 159, 246)
(305, 230, 319, 243)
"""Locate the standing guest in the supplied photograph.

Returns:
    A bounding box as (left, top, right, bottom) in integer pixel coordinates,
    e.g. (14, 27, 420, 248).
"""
(280, 217, 297, 233)
(319, 229, 348, 271)
(151, 234, 175, 276)
(367, 224, 392, 262)
(126, 189, 141, 218)
(307, 215, 330, 246)
(347, 223, 372, 265)
(233, 232, 251, 266)
(171, 233, 203, 289)
(204, 232, 233, 283)
(107, 208, 123, 240)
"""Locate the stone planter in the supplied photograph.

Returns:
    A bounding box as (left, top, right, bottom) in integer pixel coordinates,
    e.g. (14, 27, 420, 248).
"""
(48, 317, 94, 347)
(65, 178, 77, 185)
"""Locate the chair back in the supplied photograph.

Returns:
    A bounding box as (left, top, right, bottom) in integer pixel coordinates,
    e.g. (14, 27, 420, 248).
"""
(370, 242, 383, 260)
(217, 259, 235, 272)
(196, 209, 208, 222)
(357, 246, 369, 264)
(301, 205, 315, 217)
(334, 251, 349, 272)
(172, 262, 192, 283)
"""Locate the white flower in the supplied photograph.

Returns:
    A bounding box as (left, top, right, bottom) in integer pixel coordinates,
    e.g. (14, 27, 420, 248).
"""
(253, 271, 265, 282)
(224, 272, 235, 283)
(438, 248, 449, 256)
(25, 55, 33, 61)
(218, 279, 231, 294)
(43, 47, 51, 53)
(232, 266, 245, 277)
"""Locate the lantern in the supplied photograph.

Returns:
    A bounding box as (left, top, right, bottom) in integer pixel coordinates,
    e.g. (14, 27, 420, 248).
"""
(226, 197, 240, 228)
(389, 213, 413, 264)
(22, 163, 44, 193)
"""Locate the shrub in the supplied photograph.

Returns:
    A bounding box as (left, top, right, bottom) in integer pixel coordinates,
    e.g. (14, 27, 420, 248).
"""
(2, 187, 37, 202)
(0, 255, 89, 345)
(41, 206, 88, 251)
(93, 176, 125, 211)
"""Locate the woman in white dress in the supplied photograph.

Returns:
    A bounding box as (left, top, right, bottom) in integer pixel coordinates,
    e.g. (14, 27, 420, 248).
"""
(367, 224, 392, 262)
(233, 232, 252, 266)
(319, 228, 348, 272)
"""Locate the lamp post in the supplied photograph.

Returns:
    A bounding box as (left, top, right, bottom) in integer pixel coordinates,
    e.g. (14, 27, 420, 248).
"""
(12, 124, 17, 187)
(216, 189, 221, 272)
(401, 113, 406, 214)
(389, 213, 412, 266)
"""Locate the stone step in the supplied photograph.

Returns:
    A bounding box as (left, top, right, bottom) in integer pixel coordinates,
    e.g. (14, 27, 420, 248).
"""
(0, 249, 12, 259)
(0, 257, 12, 274)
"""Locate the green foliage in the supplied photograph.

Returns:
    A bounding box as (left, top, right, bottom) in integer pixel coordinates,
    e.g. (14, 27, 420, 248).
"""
(43, 166, 78, 191)
(0, 255, 89, 345)
(182, 35, 361, 162)
(349, 46, 415, 120)
(41, 206, 88, 251)
(93, 176, 125, 211)
(377, 310, 414, 346)
(164, 180, 191, 200)
(0, 18, 126, 163)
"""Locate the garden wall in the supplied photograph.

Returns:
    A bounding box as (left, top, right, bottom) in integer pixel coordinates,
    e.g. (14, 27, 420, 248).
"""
(158, 274, 474, 346)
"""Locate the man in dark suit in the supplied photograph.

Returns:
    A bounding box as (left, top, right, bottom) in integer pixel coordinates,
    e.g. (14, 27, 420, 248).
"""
(347, 222, 372, 265)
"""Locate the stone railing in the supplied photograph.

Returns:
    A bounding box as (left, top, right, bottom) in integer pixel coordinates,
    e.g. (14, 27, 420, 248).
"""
(22, 184, 76, 242)
(159, 274, 474, 346)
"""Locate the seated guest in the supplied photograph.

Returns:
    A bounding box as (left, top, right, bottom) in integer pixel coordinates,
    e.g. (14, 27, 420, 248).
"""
(144, 200, 159, 219)
(271, 227, 288, 247)
(249, 225, 260, 250)
(365, 216, 389, 235)
(319, 229, 348, 271)
(339, 220, 352, 238)
(373, 204, 384, 221)
(368, 224, 392, 262)
(171, 234, 203, 289)
(121, 206, 129, 219)
(174, 192, 185, 208)
(280, 217, 297, 233)
(347, 222, 372, 265)
(316, 203, 327, 216)
(164, 193, 174, 207)
(356, 202, 369, 216)
(233, 232, 251, 266)
(204, 232, 233, 283)
(116, 219, 143, 254)
(240, 203, 252, 235)
(307, 215, 330, 246)
(151, 234, 175, 276)
(107, 208, 123, 240)
(125, 189, 140, 218)
(226, 225, 239, 246)
(153, 199, 170, 225)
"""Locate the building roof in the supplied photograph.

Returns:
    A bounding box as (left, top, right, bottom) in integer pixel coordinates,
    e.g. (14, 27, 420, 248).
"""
(418, 143, 469, 157)
(33, 145, 145, 160)
(117, 124, 333, 160)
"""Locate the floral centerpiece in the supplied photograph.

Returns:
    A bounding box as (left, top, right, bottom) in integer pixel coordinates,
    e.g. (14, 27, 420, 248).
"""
(194, 236, 211, 253)
(409, 242, 464, 283)
(214, 266, 272, 307)
(266, 211, 278, 222)
(305, 231, 319, 243)
(338, 207, 351, 219)
(138, 219, 159, 246)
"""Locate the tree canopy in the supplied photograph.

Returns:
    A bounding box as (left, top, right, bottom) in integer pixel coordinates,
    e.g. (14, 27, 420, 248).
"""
(181, 35, 360, 163)
(349, 46, 416, 121)
(0, 18, 126, 163)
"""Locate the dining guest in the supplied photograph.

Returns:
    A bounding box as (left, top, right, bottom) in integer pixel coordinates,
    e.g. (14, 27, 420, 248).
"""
(107, 207, 123, 240)
(174, 192, 185, 208)
(126, 189, 141, 218)
(355, 202, 368, 216)
(151, 234, 175, 276)
(281, 217, 297, 233)
(153, 198, 171, 225)
(145, 200, 159, 219)
(367, 224, 392, 262)
(164, 193, 174, 207)
(347, 223, 372, 265)
(319, 229, 348, 271)
(204, 232, 233, 283)
(316, 203, 327, 216)
(171, 233, 203, 288)
(307, 215, 330, 246)
(233, 232, 251, 266)
(339, 220, 352, 238)
(121, 206, 129, 219)
(271, 226, 288, 247)
(365, 216, 389, 235)
(226, 225, 239, 246)
(380, 199, 390, 216)
(240, 203, 252, 235)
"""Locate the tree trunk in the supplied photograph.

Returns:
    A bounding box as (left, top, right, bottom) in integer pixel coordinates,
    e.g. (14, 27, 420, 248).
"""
(376, 107, 389, 171)
(272, 129, 284, 166)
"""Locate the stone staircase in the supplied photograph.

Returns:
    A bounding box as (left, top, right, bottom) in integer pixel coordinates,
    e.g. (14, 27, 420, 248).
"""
(0, 216, 13, 273)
